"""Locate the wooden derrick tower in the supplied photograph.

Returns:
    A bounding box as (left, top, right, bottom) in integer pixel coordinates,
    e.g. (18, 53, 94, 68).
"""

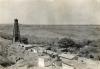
(13, 19, 21, 43)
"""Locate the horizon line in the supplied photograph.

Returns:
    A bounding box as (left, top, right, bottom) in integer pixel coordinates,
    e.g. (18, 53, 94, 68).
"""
(0, 23, 100, 26)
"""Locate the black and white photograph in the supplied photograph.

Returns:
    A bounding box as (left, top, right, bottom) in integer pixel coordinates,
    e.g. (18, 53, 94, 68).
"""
(0, 0, 100, 69)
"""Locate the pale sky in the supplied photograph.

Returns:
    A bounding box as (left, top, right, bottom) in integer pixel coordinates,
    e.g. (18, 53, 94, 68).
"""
(0, 0, 100, 25)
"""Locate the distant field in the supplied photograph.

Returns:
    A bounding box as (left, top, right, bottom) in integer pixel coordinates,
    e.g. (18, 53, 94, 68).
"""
(0, 25, 100, 41)
(0, 24, 100, 61)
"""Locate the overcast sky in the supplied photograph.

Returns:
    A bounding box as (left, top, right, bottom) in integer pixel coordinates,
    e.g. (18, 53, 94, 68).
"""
(0, 0, 100, 25)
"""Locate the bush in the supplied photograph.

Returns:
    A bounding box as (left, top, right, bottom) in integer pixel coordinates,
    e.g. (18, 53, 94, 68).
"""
(0, 32, 12, 40)
(58, 37, 76, 48)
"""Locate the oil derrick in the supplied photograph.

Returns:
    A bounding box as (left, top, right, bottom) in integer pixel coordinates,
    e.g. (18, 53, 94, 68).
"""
(13, 19, 20, 43)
